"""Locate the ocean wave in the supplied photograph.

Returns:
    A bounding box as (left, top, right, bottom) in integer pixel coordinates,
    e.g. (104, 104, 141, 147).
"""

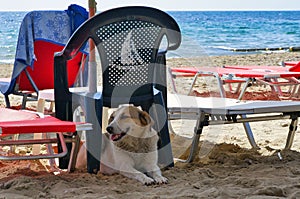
(212, 46, 234, 50)
(0, 59, 14, 64)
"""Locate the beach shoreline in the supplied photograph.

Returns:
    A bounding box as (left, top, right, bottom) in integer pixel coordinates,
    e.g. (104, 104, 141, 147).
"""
(1, 52, 300, 198)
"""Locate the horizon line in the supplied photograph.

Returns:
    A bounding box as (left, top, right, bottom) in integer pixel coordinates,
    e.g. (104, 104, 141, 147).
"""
(1, 9, 300, 12)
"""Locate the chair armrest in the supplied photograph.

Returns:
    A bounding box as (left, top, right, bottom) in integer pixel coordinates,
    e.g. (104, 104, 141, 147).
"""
(54, 53, 74, 121)
(54, 52, 70, 96)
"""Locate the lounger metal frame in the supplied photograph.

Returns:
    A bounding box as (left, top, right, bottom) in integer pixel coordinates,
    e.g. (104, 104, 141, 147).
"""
(168, 94, 300, 163)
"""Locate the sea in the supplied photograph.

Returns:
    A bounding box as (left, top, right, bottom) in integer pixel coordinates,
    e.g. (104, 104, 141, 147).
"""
(0, 10, 300, 63)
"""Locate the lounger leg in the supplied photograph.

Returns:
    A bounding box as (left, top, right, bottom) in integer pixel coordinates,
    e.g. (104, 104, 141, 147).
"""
(184, 133, 201, 163)
(285, 116, 298, 149)
(167, 67, 177, 93)
(238, 79, 252, 100)
(228, 82, 242, 94)
(176, 113, 206, 163)
(270, 78, 283, 96)
(168, 120, 176, 135)
(240, 115, 259, 149)
(187, 73, 199, 95)
(214, 73, 226, 98)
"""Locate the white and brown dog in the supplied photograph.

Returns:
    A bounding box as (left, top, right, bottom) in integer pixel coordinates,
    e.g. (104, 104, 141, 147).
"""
(76, 105, 168, 185)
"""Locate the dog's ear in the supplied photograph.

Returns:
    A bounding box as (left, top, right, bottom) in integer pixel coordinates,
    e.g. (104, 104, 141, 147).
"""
(139, 111, 153, 126)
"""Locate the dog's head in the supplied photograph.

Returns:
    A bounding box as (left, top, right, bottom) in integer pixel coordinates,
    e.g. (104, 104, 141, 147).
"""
(106, 105, 154, 141)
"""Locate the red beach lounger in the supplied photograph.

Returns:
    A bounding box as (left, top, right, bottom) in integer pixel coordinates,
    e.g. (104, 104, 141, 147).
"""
(0, 108, 92, 171)
(169, 66, 300, 100)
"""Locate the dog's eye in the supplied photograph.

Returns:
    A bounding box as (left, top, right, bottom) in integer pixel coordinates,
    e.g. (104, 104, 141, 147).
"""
(121, 115, 130, 119)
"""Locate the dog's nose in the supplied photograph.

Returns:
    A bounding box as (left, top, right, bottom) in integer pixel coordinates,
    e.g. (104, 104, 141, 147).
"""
(106, 126, 113, 134)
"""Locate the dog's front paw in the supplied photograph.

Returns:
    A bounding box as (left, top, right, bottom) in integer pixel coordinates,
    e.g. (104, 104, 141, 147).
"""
(153, 175, 168, 184)
(140, 176, 155, 185)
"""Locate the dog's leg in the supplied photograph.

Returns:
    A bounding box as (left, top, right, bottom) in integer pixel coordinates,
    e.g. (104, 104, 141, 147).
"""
(119, 164, 155, 185)
(145, 165, 168, 184)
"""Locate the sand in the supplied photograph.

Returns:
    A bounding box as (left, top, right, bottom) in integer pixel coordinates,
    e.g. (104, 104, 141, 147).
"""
(1, 52, 300, 198)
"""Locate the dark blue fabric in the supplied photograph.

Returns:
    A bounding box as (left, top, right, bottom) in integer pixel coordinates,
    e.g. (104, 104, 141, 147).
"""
(66, 4, 89, 34)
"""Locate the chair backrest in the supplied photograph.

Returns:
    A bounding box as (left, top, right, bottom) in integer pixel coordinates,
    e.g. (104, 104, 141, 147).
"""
(55, 6, 181, 104)
(11, 6, 88, 93)
(17, 40, 85, 91)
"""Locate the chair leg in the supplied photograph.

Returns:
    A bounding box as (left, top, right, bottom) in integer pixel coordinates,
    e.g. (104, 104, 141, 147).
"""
(21, 94, 28, 109)
(4, 95, 10, 108)
(33, 99, 46, 155)
(67, 134, 81, 172)
(147, 94, 174, 168)
(36, 98, 46, 113)
(84, 97, 102, 174)
(157, 120, 174, 167)
(49, 101, 55, 112)
(102, 107, 109, 133)
(10, 134, 19, 153)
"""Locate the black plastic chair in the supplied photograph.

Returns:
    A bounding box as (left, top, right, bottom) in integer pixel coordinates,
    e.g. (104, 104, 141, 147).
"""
(54, 6, 181, 173)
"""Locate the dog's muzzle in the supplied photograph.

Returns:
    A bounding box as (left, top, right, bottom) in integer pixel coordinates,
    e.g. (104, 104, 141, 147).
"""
(106, 126, 127, 141)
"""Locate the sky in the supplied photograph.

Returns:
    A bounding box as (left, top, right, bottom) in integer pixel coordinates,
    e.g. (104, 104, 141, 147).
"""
(1, 0, 300, 11)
